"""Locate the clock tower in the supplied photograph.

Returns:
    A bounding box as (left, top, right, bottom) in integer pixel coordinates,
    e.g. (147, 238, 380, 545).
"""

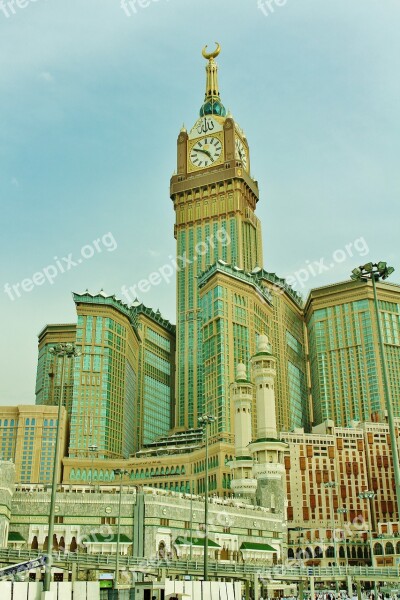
(171, 44, 264, 432)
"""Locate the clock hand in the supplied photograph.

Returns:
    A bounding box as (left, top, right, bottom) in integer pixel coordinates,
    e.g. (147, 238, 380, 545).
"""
(196, 148, 213, 159)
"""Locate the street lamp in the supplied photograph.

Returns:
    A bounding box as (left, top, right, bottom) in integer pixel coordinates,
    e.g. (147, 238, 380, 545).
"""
(337, 508, 348, 568)
(198, 414, 216, 582)
(351, 262, 400, 521)
(358, 491, 377, 599)
(358, 491, 376, 566)
(88, 444, 98, 488)
(113, 468, 129, 590)
(44, 343, 80, 593)
(324, 482, 338, 566)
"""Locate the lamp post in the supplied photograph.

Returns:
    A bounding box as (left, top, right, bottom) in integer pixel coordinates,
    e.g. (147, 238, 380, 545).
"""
(44, 343, 80, 593)
(113, 468, 129, 590)
(324, 482, 338, 566)
(337, 508, 348, 568)
(324, 481, 339, 593)
(198, 414, 216, 583)
(88, 444, 97, 488)
(351, 262, 400, 521)
(189, 479, 194, 561)
(358, 491, 376, 566)
(358, 491, 377, 599)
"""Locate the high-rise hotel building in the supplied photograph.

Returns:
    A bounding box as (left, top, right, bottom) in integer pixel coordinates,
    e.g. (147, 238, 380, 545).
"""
(35, 293, 175, 459)
(0, 405, 67, 484)
(171, 45, 309, 440)
(305, 279, 400, 426)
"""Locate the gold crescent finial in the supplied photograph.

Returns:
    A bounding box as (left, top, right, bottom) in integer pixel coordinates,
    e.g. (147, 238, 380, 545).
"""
(202, 42, 221, 61)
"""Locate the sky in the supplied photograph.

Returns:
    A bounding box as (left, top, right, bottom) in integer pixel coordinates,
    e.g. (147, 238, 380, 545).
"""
(1, 0, 399, 406)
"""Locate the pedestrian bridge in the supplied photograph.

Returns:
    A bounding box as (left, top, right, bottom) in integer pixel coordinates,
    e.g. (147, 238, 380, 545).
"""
(0, 549, 399, 584)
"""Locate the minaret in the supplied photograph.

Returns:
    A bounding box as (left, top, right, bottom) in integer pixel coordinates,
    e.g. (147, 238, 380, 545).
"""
(229, 363, 257, 499)
(249, 335, 287, 513)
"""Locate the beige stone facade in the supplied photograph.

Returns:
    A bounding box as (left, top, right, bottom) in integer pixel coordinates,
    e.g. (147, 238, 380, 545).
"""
(0, 405, 67, 485)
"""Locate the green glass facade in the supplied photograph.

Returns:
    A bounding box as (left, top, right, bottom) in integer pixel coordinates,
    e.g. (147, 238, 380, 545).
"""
(260, 273, 309, 433)
(35, 325, 76, 414)
(69, 294, 139, 459)
(134, 305, 175, 451)
(199, 265, 271, 441)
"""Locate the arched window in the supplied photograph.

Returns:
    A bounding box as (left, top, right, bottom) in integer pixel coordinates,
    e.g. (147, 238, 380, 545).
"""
(31, 536, 38, 550)
(326, 546, 335, 558)
(70, 537, 77, 552)
(339, 546, 345, 558)
(396, 541, 400, 555)
(374, 543, 383, 556)
(288, 548, 294, 559)
(385, 542, 394, 555)
(315, 546, 323, 559)
(305, 547, 313, 559)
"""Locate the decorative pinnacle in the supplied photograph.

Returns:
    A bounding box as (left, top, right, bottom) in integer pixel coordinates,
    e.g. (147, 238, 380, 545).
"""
(257, 335, 270, 354)
(236, 362, 247, 381)
(199, 43, 226, 118)
(202, 42, 221, 61)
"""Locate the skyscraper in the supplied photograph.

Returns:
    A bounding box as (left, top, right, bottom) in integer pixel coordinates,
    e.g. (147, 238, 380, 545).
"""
(305, 279, 400, 426)
(69, 291, 140, 458)
(171, 44, 264, 432)
(35, 324, 76, 414)
(133, 303, 176, 451)
(0, 405, 67, 484)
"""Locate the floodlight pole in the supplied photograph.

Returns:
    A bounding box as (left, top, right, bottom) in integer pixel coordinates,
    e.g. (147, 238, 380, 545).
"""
(351, 263, 400, 520)
(199, 414, 216, 583)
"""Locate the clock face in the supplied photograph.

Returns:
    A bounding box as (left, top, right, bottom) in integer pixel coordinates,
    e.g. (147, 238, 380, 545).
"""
(190, 136, 223, 168)
(235, 138, 248, 170)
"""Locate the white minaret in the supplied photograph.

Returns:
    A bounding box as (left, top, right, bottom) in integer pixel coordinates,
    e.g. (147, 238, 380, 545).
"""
(253, 334, 278, 439)
(229, 362, 257, 499)
(249, 335, 287, 509)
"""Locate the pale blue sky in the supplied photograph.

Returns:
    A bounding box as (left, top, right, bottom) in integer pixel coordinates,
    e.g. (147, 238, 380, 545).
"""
(1, 0, 399, 405)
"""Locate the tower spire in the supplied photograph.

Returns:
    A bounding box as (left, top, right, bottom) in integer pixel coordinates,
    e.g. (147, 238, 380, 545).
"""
(200, 43, 226, 117)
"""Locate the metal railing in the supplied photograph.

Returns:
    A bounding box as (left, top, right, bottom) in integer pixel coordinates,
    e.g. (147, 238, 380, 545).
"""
(0, 548, 399, 582)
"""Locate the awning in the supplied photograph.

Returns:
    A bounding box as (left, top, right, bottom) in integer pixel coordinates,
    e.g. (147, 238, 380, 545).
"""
(175, 536, 220, 548)
(8, 532, 25, 542)
(240, 542, 276, 552)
